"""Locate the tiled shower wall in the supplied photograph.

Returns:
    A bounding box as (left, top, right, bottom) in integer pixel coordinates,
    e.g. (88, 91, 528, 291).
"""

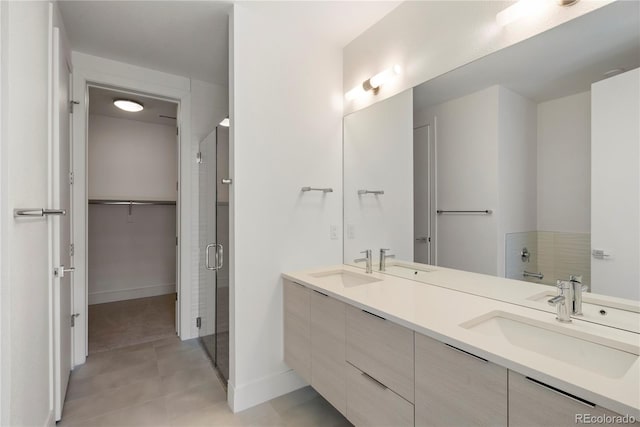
(506, 231, 591, 288)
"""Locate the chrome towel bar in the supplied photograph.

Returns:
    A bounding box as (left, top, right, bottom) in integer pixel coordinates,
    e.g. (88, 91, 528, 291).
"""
(523, 271, 544, 280)
(301, 187, 333, 193)
(14, 208, 66, 217)
(358, 190, 384, 195)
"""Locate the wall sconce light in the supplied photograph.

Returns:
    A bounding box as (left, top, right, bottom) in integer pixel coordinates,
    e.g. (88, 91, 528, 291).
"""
(496, 0, 579, 27)
(345, 65, 401, 101)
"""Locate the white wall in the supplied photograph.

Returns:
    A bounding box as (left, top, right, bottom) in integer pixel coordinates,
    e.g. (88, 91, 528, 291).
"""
(416, 86, 500, 275)
(343, 89, 414, 264)
(537, 91, 591, 232)
(230, 2, 344, 412)
(497, 86, 537, 276)
(591, 68, 640, 300)
(88, 204, 176, 304)
(88, 114, 178, 201)
(343, 0, 611, 115)
(0, 1, 54, 425)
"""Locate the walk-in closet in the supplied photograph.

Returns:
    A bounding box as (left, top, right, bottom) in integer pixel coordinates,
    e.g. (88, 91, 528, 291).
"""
(87, 87, 179, 353)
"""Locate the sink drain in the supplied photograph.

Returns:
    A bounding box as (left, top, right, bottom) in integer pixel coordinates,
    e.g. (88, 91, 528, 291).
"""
(599, 309, 607, 316)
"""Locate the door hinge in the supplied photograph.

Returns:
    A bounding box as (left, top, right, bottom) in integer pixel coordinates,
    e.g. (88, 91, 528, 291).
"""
(69, 171, 74, 185)
(196, 317, 202, 329)
(71, 313, 80, 327)
(196, 152, 203, 164)
(176, 236, 178, 246)
(176, 127, 179, 136)
(70, 100, 79, 113)
(70, 243, 75, 257)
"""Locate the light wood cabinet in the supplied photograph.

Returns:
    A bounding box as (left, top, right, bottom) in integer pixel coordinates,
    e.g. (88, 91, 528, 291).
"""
(509, 371, 634, 427)
(346, 362, 414, 427)
(346, 305, 414, 403)
(414, 333, 507, 427)
(283, 279, 311, 383)
(310, 290, 348, 415)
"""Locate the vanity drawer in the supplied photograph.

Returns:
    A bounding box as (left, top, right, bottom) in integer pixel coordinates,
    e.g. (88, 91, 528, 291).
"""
(346, 305, 414, 403)
(346, 362, 414, 427)
(509, 371, 634, 427)
(310, 290, 347, 415)
(283, 280, 311, 383)
(415, 333, 507, 427)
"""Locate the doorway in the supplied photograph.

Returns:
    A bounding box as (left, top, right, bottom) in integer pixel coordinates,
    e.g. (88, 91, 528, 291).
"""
(85, 86, 180, 353)
(198, 125, 230, 384)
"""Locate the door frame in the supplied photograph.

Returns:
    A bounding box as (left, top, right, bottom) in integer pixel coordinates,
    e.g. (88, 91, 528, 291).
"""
(71, 53, 193, 365)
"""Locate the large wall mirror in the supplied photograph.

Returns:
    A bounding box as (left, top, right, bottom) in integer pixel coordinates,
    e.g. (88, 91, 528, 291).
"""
(343, 1, 639, 333)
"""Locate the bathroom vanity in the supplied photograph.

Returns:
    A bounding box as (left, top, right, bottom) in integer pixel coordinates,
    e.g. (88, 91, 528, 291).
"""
(282, 265, 639, 427)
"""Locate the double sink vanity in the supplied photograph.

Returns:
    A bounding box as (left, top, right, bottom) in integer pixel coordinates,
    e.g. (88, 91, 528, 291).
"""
(282, 264, 639, 426)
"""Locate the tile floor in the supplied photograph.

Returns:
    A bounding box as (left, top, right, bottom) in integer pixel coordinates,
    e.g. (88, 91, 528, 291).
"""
(69, 295, 350, 426)
(88, 294, 177, 354)
(60, 336, 352, 426)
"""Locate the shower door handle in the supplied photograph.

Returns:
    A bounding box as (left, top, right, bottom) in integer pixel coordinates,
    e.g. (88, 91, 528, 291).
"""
(205, 243, 216, 270)
(214, 244, 224, 270)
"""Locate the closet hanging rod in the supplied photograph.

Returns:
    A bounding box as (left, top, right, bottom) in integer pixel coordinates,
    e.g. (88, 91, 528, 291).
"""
(436, 209, 492, 215)
(88, 200, 176, 206)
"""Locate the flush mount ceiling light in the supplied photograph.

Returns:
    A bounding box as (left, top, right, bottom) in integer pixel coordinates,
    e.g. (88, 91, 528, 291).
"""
(496, 0, 579, 27)
(113, 99, 144, 112)
(345, 65, 401, 101)
(219, 117, 230, 127)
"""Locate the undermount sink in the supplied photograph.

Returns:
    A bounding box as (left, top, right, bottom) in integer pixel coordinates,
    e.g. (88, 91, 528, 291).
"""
(309, 270, 382, 287)
(461, 311, 639, 379)
(527, 290, 640, 333)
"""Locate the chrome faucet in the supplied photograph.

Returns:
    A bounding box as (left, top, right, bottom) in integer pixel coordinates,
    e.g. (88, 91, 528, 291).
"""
(354, 250, 372, 274)
(379, 248, 395, 272)
(570, 275, 586, 316)
(548, 280, 572, 323)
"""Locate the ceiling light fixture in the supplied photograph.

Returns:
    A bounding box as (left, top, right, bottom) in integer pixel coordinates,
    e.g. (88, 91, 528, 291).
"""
(345, 65, 401, 101)
(219, 117, 230, 127)
(113, 99, 144, 112)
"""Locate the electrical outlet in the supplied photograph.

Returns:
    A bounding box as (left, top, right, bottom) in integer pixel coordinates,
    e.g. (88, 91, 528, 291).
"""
(330, 225, 338, 240)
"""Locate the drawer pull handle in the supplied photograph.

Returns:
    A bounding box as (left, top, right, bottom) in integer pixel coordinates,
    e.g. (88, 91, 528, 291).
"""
(312, 289, 328, 297)
(362, 309, 386, 321)
(361, 371, 387, 390)
(292, 281, 306, 288)
(525, 377, 595, 408)
(444, 344, 488, 363)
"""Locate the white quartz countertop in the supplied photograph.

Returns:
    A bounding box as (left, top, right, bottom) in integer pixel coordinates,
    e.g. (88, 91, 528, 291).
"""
(282, 265, 640, 417)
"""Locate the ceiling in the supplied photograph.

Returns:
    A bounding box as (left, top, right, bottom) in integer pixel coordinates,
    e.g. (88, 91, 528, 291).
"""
(89, 86, 178, 126)
(58, 1, 400, 87)
(58, 1, 231, 86)
(413, 1, 640, 111)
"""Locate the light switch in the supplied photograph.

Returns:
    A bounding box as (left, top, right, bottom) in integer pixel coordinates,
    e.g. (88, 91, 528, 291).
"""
(347, 223, 356, 239)
(330, 225, 338, 240)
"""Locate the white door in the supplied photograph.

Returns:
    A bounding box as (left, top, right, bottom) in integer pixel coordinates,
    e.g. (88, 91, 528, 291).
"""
(414, 124, 432, 264)
(0, 1, 57, 425)
(52, 26, 73, 420)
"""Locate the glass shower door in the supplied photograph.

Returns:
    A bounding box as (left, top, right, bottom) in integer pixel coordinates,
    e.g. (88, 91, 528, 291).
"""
(215, 126, 230, 382)
(198, 130, 217, 362)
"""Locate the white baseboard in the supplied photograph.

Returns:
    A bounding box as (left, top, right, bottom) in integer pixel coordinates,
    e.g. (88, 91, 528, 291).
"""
(228, 369, 307, 413)
(88, 283, 176, 305)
